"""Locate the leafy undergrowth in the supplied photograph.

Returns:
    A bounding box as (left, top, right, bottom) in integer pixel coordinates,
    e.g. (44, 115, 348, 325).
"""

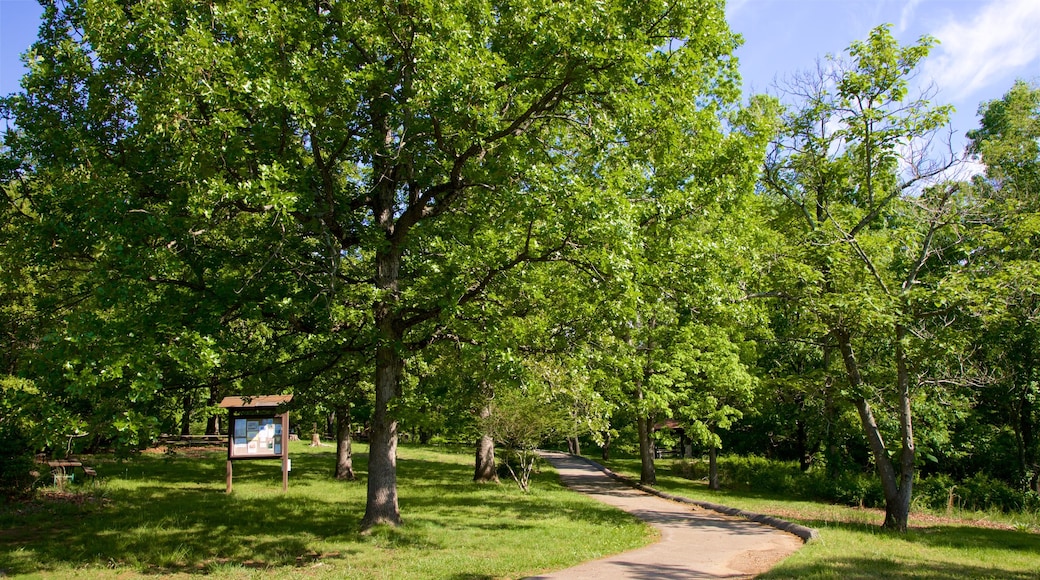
(603, 457, 1040, 579)
(0, 443, 654, 579)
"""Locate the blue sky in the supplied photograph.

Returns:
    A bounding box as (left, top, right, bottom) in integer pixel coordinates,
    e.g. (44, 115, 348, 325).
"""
(2, 0, 1039, 153)
(726, 0, 1040, 153)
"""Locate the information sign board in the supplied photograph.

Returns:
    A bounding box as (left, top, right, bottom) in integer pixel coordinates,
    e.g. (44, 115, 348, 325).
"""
(230, 416, 284, 458)
(218, 395, 292, 493)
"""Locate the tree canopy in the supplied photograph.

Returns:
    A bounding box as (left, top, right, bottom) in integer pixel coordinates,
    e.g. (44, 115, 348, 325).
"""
(3, 3, 1040, 534)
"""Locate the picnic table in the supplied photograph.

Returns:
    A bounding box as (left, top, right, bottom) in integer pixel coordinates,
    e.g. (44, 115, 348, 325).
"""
(45, 459, 96, 484)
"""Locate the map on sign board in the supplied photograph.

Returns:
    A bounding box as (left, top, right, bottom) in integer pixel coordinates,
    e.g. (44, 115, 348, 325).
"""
(231, 417, 283, 457)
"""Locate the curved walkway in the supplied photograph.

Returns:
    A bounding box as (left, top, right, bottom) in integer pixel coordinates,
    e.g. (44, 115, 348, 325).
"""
(529, 452, 805, 579)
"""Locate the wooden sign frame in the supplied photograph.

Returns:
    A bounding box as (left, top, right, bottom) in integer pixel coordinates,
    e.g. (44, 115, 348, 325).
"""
(219, 395, 292, 493)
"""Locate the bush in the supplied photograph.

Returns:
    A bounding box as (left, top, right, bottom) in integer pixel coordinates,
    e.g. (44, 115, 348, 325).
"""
(670, 455, 803, 495)
(0, 428, 38, 500)
(955, 474, 1040, 513)
(672, 455, 883, 507)
(913, 473, 958, 512)
(805, 470, 885, 508)
(914, 473, 1040, 514)
(669, 455, 1040, 514)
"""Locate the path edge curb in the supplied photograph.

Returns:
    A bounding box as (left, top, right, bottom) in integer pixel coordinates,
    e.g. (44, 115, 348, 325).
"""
(564, 453, 820, 542)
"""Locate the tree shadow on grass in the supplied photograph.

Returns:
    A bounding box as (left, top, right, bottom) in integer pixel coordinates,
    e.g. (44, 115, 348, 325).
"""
(792, 518, 1040, 554)
(0, 450, 640, 577)
(760, 556, 1040, 580)
(755, 519, 1040, 580)
(0, 486, 362, 576)
(904, 525, 1040, 554)
(398, 456, 644, 530)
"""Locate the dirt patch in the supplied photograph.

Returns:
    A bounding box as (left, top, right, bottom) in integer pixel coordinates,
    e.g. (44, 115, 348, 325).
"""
(728, 536, 805, 576)
(142, 445, 224, 458)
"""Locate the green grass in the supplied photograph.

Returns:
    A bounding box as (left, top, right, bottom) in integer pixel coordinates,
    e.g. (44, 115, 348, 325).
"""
(602, 457, 1040, 579)
(0, 443, 655, 579)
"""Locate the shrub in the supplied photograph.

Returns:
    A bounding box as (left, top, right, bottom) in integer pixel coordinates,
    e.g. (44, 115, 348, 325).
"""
(913, 473, 958, 512)
(670, 455, 802, 495)
(718, 455, 802, 494)
(953, 474, 1040, 513)
(669, 455, 1040, 514)
(805, 470, 885, 508)
(0, 428, 37, 500)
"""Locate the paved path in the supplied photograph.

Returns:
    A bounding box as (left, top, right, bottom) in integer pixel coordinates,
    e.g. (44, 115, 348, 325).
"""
(529, 452, 804, 579)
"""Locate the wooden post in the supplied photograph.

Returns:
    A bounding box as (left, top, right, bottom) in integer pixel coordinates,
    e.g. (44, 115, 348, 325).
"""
(226, 459, 233, 494)
(281, 412, 289, 492)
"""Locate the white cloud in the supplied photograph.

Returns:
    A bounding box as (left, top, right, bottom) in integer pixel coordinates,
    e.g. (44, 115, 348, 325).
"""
(923, 0, 1040, 100)
(897, 0, 924, 33)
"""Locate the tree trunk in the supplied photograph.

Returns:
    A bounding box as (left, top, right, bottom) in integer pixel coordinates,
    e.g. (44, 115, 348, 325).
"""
(796, 417, 810, 472)
(335, 404, 356, 481)
(311, 423, 322, 447)
(823, 355, 841, 478)
(1019, 356, 1036, 488)
(567, 437, 581, 456)
(180, 394, 192, 436)
(837, 328, 910, 531)
(206, 414, 221, 436)
(637, 415, 656, 485)
(708, 445, 720, 491)
(205, 388, 221, 435)
(890, 323, 915, 531)
(474, 434, 497, 483)
(635, 364, 656, 485)
(362, 338, 404, 529)
(474, 399, 498, 483)
(361, 234, 405, 529)
(359, 103, 408, 529)
(601, 432, 611, 461)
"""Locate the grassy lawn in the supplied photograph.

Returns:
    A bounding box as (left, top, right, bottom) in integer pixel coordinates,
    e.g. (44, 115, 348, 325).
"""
(0, 443, 655, 579)
(602, 457, 1040, 580)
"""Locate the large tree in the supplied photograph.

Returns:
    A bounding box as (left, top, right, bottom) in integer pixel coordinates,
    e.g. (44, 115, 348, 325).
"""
(965, 81, 1040, 491)
(761, 25, 964, 531)
(2, 0, 744, 528)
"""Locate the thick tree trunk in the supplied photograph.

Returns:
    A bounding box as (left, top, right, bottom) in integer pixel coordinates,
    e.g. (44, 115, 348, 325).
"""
(708, 445, 720, 491)
(206, 414, 221, 436)
(796, 417, 810, 471)
(567, 437, 581, 456)
(361, 238, 404, 529)
(601, 433, 611, 461)
(890, 323, 915, 531)
(311, 423, 322, 447)
(474, 434, 497, 483)
(637, 415, 656, 485)
(362, 339, 403, 529)
(837, 328, 910, 531)
(474, 400, 498, 483)
(205, 389, 221, 436)
(635, 368, 656, 485)
(335, 404, 356, 481)
(180, 394, 192, 436)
